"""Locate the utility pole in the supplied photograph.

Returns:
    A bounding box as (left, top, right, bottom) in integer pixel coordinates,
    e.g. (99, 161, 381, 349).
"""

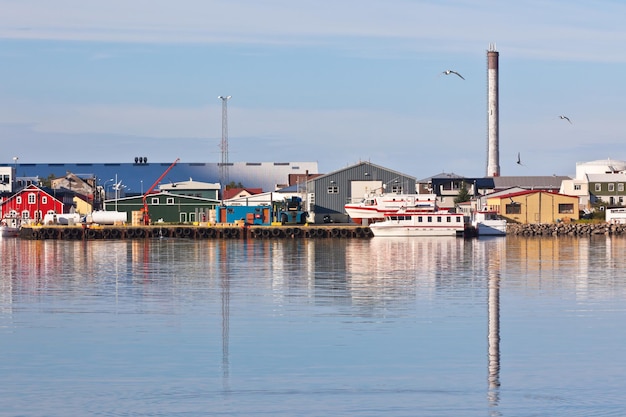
(218, 95, 231, 191)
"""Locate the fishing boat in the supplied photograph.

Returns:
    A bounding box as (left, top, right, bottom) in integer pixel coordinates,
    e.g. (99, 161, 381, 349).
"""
(345, 193, 439, 224)
(0, 216, 21, 238)
(471, 210, 507, 236)
(369, 210, 467, 237)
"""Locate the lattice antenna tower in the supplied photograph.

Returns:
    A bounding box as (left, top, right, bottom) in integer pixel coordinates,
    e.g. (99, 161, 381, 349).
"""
(218, 95, 231, 187)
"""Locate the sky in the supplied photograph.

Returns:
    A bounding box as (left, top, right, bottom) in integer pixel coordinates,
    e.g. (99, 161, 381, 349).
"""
(1, 0, 626, 180)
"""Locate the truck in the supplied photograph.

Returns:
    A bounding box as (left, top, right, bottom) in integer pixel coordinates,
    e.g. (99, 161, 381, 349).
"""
(277, 196, 308, 225)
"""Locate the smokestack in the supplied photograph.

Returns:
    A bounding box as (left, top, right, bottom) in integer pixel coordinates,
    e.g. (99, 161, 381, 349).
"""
(486, 44, 500, 177)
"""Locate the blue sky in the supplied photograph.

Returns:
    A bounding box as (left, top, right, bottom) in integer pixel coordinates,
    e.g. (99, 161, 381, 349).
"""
(1, 0, 625, 179)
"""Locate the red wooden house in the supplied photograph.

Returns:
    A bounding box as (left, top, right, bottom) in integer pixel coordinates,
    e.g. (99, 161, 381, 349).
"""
(0, 185, 64, 223)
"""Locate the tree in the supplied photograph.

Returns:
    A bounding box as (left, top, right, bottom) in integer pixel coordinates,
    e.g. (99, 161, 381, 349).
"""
(40, 173, 57, 188)
(454, 181, 471, 204)
(225, 181, 244, 190)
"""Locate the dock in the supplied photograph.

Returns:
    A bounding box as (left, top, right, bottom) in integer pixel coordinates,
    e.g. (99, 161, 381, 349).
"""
(18, 225, 374, 240)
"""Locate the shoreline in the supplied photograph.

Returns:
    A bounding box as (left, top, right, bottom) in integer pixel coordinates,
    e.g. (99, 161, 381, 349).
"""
(507, 222, 626, 236)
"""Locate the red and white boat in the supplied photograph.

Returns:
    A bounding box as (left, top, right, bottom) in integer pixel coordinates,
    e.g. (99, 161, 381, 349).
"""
(345, 193, 439, 224)
(369, 210, 467, 237)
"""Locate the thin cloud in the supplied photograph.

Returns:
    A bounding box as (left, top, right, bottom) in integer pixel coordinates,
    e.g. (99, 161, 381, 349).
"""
(2, 1, 626, 61)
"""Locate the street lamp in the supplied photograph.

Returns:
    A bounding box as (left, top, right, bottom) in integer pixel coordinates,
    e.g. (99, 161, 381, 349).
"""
(103, 178, 114, 210)
(12, 156, 18, 192)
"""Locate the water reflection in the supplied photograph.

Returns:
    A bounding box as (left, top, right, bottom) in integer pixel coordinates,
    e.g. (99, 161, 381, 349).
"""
(3, 236, 626, 416)
(485, 239, 502, 415)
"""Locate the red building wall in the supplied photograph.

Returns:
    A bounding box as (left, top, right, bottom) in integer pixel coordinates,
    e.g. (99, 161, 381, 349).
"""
(0, 185, 64, 223)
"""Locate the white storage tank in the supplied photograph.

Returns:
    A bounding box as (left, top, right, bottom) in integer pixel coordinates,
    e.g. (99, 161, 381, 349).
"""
(90, 210, 128, 225)
(43, 213, 81, 225)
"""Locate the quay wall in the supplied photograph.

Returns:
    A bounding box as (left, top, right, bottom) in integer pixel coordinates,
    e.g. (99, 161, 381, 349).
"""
(19, 225, 374, 240)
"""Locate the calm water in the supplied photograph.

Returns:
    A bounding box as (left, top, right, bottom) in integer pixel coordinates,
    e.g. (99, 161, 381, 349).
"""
(2, 235, 626, 417)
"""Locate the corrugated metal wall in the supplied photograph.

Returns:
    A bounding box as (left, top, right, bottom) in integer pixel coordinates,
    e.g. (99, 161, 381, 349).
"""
(308, 162, 416, 223)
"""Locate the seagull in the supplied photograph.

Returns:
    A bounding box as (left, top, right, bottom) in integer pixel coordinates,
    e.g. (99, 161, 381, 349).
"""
(441, 70, 465, 80)
(559, 115, 572, 124)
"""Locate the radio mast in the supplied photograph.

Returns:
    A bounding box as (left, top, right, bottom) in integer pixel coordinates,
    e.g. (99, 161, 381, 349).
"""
(218, 95, 231, 187)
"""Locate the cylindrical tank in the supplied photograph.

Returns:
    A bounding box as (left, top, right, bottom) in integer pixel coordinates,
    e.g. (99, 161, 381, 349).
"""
(42, 213, 81, 225)
(90, 210, 128, 225)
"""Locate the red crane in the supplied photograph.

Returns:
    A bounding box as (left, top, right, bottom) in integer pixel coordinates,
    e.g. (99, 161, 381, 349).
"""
(141, 158, 180, 225)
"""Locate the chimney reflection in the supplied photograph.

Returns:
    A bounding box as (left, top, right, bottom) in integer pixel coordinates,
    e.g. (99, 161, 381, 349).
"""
(487, 247, 501, 414)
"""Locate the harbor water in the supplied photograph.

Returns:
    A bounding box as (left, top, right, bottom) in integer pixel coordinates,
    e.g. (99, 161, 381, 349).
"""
(2, 236, 626, 416)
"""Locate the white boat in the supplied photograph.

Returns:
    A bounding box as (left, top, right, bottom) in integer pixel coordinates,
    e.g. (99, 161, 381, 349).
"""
(369, 210, 467, 237)
(472, 210, 507, 236)
(0, 217, 21, 238)
(345, 193, 439, 224)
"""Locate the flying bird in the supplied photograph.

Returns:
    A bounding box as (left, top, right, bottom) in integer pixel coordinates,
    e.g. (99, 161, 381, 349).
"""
(559, 115, 572, 124)
(441, 70, 465, 80)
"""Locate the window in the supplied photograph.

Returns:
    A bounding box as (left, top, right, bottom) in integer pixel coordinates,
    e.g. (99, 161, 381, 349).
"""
(574, 184, 581, 191)
(506, 204, 521, 214)
(608, 183, 615, 192)
(595, 183, 601, 192)
(151, 197, 159, 205)
(42, 196, 47, 204)
(390, 185, 403, 193)
(418, 216, 423, 222)
(558, 203, 574, 214)
(437, 216, 442, 222)
(327, 185, 338, 194)
(427, 216, 432, 222)
(28, 193, 36, 204)
(16, 196, 22, 204)
(620, 184, 625, 192)
(21, 210, 29, 219)
(166, 197, 174, 205)
(446, 216, 452, 223)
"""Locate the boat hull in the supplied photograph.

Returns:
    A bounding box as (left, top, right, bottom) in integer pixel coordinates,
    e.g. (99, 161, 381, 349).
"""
(471, 211, 507, 236)
(369, 211, 467, 237)
(476, 222, 507, 236)
(0, 226, 19, 238)
(370, 225, 464, 237)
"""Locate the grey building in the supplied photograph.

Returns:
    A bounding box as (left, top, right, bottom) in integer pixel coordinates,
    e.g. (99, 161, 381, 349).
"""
(304, 161, 416, 224)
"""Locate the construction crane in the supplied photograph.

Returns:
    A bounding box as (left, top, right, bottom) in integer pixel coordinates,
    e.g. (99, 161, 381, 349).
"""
(141, 158, 180, 225)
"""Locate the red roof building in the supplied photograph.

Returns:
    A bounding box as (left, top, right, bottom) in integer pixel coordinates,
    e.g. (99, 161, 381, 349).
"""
(0, 185, 65, 223)
(223, 187, 263, 200)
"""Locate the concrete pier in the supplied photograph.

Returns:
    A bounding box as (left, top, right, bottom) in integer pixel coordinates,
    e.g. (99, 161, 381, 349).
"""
(19, 225, 374, 240)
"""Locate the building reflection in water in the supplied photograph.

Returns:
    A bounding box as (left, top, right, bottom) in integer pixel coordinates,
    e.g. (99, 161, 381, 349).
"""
(219, 241, 231, 388)
(6, 234, 626, 407)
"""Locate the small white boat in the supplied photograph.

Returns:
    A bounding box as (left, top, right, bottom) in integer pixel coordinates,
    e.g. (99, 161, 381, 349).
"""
(472, 210, 507, 236)
(0, 217, 21, 238)
(345, 193, 439, 224)
(369, 210, 467, 237)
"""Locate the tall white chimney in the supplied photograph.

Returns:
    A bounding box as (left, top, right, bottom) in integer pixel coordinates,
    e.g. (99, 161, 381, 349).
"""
(486, 44, 500, 177)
